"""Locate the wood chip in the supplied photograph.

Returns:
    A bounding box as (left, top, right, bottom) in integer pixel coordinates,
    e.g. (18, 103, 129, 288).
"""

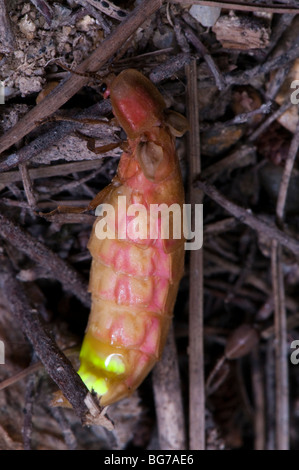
(213, 13, 270, 50)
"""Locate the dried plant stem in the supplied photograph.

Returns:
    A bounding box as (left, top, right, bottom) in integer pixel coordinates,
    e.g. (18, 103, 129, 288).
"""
(0, 257, 113, 429)
(271, 240, 288, 450)
(201, 144, 256, 182)
(152, 324, 186, 450)
(186, 59, 205, 450)
(276, 119, 299, 224)
(19, 162, 37, 209)
(0, 100, 112, 173)
(225, 47, 299, 88)
(0, 212, 90, 307)
(195, 179, 299, 258)
(0, 158, 105, 185)
(30, 0, 53, 24)
(204, 217, 237, 237)
(0, 347, 79, 392)
(0, 0, 163, 155)
(74, 0, 111, 35)
(249, 99, 294, 143)
(182, 21, 225, 90)
(271, 118, 299, 450)
(0, 258, 91, 422)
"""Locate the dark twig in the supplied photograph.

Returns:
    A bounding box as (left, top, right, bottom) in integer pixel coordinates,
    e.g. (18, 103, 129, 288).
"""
(0, 101, 112, 173)
(226, 103, 273, 127)
(276, 116, 299, 225)
(0, 158, 106, 185)
(248, 99, 294, 143)
(0, 348, 80, 392)
(19, 162, 38, 209)
(74, 0, 111, 35)
(224, 234, 256, 304)
(201, 144, 256, 182)
(29, 0, 53, 25)
(0, 256, 112, 428)
(186, 59, 205, 450)
(271, 116, 299, 450)
(182, 20, 225, 91)
(149, 52, 192, 84)
(271, 239, 288, 450)
(226, 46, 299, 87)
(173, 19, 190, 54)
(0, 211, 91, 307)
(152, 325, 186, 450)
(263, 14, 296, 59)
(266, 14, 299, 67)
(195, 179, 299, 258)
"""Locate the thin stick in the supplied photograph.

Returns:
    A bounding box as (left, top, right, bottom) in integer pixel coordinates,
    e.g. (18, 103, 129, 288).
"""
(195, 179, 299, 258)
(0, 158, 106, 185)
(201, 144, 256, 182)
(225, 46, 299, 88)
(149, 52, 192, 84)
(249, 99, 294, 143)
(0, 0, 163, 155)
(1, 258, 113, 429)
(0, 100, 113, 173)
(271, 117, 299, 450)
(74, 0, 111, 35)
(182, 21, 225, 91)
(0, 212, 91, 307)
(0, 258, 91, 422)
(186, 59, 205, 450)
(152, 324, 186, 450)
(204, 217, 237, 237)
(19, 163, 38, 209)
(271, 240, 289, 450)
(30, 0, 53, 24)
(276, 118, 299, 224)
(0, 362, 42, 391)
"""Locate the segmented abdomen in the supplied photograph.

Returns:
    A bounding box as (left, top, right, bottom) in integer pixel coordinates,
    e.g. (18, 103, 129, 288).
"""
(78, 182, 184, 406)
